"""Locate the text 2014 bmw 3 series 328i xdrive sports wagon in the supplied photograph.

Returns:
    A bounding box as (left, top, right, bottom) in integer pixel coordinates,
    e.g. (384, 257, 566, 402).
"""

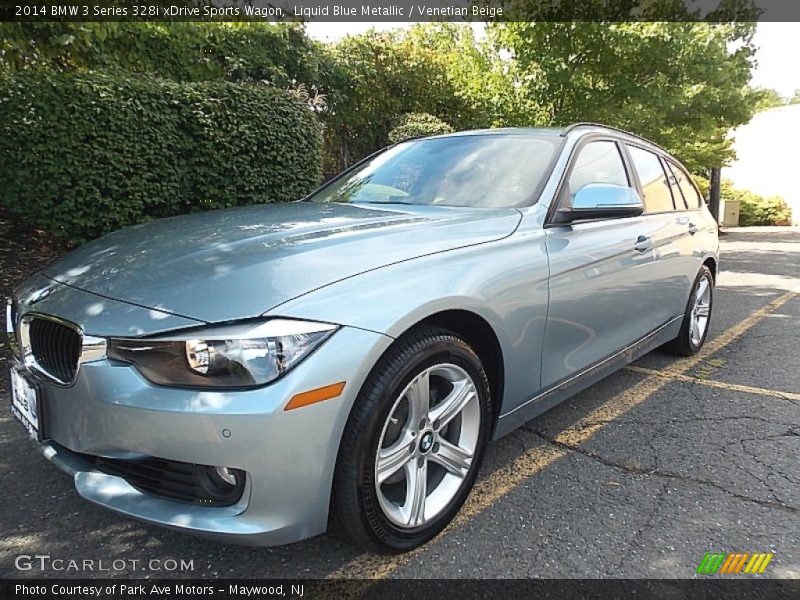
(6, 124, 717, 551)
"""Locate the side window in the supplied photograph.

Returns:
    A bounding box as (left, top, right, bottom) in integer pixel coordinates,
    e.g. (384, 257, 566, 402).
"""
(627, 145, 675, 213)
(667, 159, 702, 209)
(567, 141, 629, 199)
(664, 160, 688, 210)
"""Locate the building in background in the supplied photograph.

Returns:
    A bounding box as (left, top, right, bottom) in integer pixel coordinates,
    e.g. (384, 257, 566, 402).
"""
(726, 104, 800, 225)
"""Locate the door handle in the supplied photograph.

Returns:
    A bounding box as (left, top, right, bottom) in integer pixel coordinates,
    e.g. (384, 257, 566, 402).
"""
(688, 222, 699, 235)
(634, 235, 653, 253)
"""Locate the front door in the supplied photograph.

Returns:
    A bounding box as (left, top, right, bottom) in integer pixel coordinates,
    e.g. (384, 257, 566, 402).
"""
(541, 139, 670, 388)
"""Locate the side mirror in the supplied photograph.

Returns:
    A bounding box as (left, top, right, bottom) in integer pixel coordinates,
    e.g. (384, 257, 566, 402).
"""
(555, 183, 644, 223)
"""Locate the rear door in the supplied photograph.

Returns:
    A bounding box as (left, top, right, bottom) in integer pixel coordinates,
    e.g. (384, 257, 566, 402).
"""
(625, 145, 698, 324)
(664, 156, 715, 303)
(542, 138, 671, 388)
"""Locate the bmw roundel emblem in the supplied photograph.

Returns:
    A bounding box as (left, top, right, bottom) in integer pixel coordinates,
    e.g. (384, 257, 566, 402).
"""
(28, 285, 53, 305)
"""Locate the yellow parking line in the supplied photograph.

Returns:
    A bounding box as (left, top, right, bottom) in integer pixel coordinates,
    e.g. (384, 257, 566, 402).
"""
(329, 443, 568, 581)
(625, 365, 800, 402)
(327, 289, 798, 580)
(700, 290, 797, 356)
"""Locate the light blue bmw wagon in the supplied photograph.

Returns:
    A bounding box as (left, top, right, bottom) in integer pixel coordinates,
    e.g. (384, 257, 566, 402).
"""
(7, 123, 718, 551)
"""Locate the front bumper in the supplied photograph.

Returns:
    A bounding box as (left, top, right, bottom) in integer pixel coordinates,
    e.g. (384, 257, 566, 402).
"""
(14, 324, 393, 546)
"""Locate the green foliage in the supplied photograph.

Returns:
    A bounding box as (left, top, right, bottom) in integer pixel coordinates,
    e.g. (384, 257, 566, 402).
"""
(501, 0, 760, 21)
(400, 24, 545, 130)
(720, 181, 792, 226)
(682, 176, 791, 225)
(388, 113, 454, 144)
(789, 89, 800, 105)
(694, 175, 710, 200)
(0, 23, 336, 93)
(753, 87, 786, 112)
(320, 29, 478, 171)
(0, 71, 323, 241)
(489, 22, 760, 172)
(0, 20, 768, 239)
(738, 195, 792, 226)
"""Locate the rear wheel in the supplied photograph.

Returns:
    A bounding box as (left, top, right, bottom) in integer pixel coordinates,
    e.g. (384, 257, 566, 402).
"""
(663, 265, 714, 356)
(332, 326, 491, 552)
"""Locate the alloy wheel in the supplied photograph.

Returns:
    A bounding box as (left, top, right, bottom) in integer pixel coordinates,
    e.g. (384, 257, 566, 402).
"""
(374, 363, 481, 528)
(690, 274, 712, 346)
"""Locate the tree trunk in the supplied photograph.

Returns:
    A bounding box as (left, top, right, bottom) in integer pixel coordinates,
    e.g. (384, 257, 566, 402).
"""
(709, 167, 722, 229)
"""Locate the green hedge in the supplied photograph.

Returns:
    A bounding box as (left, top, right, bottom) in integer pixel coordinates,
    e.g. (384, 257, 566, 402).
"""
(388, 112, 454, 145)
(687, 176, 792, 226)
(733, 189, 792, 226)
(0, 72, 323, 241)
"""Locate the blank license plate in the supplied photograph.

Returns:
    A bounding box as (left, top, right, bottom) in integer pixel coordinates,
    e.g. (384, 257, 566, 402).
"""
(10, 367, 40, 439)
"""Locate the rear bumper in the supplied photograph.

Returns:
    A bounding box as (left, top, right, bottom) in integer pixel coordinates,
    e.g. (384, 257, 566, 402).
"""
(14, 325, 393, 546)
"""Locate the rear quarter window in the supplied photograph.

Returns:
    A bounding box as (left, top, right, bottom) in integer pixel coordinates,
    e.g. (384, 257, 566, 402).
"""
(667, 159, 702, 209)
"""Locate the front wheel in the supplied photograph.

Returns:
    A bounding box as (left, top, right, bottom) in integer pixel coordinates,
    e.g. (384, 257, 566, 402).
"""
(663, 265, 714, 356)
(332, 326, 491, 552)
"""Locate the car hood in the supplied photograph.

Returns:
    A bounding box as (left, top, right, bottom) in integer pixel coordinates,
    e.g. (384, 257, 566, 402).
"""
(42, 202, 522, 324)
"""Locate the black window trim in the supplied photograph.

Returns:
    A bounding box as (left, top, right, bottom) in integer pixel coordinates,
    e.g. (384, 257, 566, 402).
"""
(663, 158, 689, 210)
(664, 156, 704, 210)
(659, 155, 682, 211)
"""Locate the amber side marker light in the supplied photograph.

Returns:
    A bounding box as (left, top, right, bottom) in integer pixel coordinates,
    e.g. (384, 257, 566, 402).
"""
(285, 382, 346, 411)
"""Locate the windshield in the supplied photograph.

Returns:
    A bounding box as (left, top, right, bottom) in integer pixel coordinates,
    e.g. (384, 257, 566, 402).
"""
(307, 135, 561, 208)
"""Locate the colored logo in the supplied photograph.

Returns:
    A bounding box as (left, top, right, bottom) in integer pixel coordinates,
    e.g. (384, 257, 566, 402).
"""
(696, 552, 773, 575)
(27, 285, 53, 305)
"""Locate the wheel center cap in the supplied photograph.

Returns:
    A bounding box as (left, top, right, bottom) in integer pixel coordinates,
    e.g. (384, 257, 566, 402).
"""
(419, 431, 434, 454)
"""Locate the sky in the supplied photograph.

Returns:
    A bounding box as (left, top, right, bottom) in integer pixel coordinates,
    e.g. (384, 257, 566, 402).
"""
(306, 22, 800, 99)
(749, 23, 800, 97)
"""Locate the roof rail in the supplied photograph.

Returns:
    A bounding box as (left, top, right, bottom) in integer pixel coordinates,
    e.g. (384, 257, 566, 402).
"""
(561, 122, 673, 156)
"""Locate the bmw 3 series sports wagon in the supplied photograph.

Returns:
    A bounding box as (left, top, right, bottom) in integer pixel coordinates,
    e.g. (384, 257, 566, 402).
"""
(7, 123, 718, 551)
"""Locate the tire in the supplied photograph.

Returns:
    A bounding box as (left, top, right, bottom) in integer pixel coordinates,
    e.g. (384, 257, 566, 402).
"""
(332, 326, 491, 552)
(662, 265, 714, 356)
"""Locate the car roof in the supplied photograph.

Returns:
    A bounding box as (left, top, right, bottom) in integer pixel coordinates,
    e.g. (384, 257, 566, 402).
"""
(428, 127, 564, 139)
(428, 122, 674, 161)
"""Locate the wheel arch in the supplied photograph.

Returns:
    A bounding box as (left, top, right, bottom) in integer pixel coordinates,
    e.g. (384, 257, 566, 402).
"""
(400, 309, 505, 437)
(702, 256, 718, 282)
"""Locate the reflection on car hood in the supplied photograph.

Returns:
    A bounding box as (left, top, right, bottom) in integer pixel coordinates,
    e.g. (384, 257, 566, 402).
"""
(43, 202, 522, 324)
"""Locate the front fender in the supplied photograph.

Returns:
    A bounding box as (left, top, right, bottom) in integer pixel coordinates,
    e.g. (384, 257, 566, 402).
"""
(266, 230, 550, 418)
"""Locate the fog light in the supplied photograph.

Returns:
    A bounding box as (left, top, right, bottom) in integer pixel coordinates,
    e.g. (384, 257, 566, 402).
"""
(196, 465, 245, 502)
(214, 466, 237, 487)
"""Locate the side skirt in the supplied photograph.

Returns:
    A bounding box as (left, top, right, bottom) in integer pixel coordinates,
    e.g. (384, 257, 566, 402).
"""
(492, 316, 682, 440)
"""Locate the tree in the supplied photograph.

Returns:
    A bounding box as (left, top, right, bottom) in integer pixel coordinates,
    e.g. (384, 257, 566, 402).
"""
(388, 113, 454, 144)
(489, 21, 760, 172)
(320, 29, 472, 170)
(2, 19, 763, 177)
(401, 23, 545, 129)
(789, 89, 800, 105)
(320, 23, 549, 171)
(0, 22, 336, 92)
(753, 87, 786, 111)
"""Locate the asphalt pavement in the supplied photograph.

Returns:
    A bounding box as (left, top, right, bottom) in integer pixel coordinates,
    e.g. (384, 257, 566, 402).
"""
(0, 226, 798, 580)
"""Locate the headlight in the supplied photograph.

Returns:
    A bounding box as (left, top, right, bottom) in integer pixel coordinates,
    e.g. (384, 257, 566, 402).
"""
(107, 319, 338, 388)
(6, 297, 20, 359)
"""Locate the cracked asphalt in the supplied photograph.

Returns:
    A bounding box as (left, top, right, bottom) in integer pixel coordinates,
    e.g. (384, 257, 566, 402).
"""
(0, 226, 798, 580)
